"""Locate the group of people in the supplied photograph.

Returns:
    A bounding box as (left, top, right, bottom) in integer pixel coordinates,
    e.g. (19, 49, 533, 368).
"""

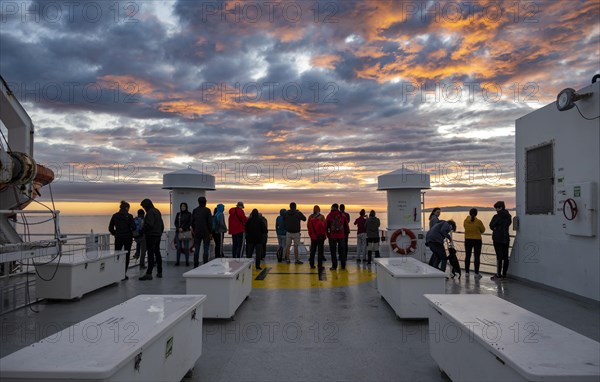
(425, 201, 512, 281)
(172, 199, 385, 271)
(276, 203, 382, 271)
(108, 198, 385, 279)
(108, 199, 164, 281)
(109, 198, 513, 281)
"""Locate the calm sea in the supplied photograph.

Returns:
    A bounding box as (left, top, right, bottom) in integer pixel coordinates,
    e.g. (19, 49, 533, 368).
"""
(25, 210, 511, 239)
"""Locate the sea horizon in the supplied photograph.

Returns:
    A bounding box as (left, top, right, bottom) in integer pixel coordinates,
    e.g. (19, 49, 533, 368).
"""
(24, 208, 514, 240)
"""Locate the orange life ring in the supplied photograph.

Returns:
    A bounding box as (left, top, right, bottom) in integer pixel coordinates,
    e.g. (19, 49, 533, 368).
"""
(390, 228, 417, 255)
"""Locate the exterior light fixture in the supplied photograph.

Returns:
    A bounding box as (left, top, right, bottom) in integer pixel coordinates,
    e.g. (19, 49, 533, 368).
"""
(556, 88, 592, 111)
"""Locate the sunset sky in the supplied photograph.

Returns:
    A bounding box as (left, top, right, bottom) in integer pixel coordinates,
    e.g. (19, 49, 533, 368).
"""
(1, 0, 599, 214)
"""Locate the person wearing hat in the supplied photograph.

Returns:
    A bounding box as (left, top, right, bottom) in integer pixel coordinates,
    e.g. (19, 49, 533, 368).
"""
(229, 201, 248, 258)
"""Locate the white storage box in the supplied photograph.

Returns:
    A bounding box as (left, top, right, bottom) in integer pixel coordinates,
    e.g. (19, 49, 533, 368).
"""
(183, 258, 252, 319)
(424, 294, 600, 382)
(35, 250, 125, 300)
(375, 257, 446, 319)
(0, 294, 206, 382)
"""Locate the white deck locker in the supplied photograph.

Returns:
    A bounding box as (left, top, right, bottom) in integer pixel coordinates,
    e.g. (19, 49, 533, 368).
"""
(0, 294, 207, 381)
(375, 257, 446, 319)
(424, 294, 600, 381)
(35, 250, 125, 300)
(183, 258, 253, 319)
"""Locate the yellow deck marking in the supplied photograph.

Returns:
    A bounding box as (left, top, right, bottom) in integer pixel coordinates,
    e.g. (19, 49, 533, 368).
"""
(252, 262, 377, 289)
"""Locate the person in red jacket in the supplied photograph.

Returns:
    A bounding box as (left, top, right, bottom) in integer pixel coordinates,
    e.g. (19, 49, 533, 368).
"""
(325, 203, 349, 270)
(228, 201, 247, 258)
(307, 205, 327, 270)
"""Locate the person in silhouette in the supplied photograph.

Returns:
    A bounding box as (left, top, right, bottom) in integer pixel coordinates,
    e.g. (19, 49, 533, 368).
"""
(108, 200, 136, 281)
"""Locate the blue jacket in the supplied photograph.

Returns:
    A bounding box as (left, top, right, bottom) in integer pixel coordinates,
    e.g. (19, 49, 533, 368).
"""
(213, 204, 227, 234)
(275, 209, 287, 236)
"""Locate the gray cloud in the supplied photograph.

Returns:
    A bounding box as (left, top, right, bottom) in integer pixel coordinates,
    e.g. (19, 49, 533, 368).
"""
(2, 0, 598, 209)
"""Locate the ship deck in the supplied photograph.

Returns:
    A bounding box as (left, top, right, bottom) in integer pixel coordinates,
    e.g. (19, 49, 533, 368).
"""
(1, 258, 599, 382)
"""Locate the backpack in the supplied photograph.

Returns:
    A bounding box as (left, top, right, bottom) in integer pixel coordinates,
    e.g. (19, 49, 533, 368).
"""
(134, 217, 143, 236)
(330, 213, 343, 233)
(212, 214, 218, 232)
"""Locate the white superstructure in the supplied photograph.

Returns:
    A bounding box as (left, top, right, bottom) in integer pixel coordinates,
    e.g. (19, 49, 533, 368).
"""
(377, 169, 430, 261)
(513, 80, 599, 301)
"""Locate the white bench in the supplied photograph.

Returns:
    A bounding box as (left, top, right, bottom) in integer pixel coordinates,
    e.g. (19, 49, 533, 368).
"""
(183, 258, 253, 319)
(424, 294, 600, 381)
(0, 294, 206, 381)
(375, 257, 446, 319)
(35, 250, 125, 300)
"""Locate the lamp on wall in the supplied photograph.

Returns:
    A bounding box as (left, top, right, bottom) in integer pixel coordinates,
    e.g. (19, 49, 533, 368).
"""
(556, 88, 592, 111)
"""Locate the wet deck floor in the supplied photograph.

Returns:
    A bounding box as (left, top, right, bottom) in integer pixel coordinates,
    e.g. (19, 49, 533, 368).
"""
(1, 260, 599, 381)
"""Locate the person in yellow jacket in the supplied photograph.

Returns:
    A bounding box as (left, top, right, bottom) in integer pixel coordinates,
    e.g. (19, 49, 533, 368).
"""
(463, 208, 485, 278)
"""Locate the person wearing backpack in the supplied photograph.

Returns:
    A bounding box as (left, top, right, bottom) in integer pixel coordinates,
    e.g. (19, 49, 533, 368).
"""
(108, 200, 136, 280)
(365, 210, 381, 265)
(132, 209, 147, 270)
(212, 204, 227, 258)
(325, 203, 349, 270)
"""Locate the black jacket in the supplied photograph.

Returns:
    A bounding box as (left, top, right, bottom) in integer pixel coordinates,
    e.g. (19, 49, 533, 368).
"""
(245, 215, 268, 243)
(191, 206, 212, 238)
(365, 216, 380, 239)
(140, 200, 164, 238)
(284, 209, 306, 233)
(174, 211, 192, 231)
(108, 209, 136, 239)
(490, 209, 512, 244)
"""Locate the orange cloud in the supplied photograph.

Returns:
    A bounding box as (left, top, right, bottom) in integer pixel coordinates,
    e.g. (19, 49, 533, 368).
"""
(97, 75, 158, 96)
(311, 54, 341, 69)
(157, 100, 215, 116)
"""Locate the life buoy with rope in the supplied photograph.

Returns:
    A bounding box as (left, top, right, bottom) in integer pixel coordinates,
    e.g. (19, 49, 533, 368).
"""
(563, 198, 578, 221)
(390, 228, 417, 255)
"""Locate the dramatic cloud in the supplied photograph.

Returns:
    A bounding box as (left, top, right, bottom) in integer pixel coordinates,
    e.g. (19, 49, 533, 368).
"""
(1, 0, 598, 212)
